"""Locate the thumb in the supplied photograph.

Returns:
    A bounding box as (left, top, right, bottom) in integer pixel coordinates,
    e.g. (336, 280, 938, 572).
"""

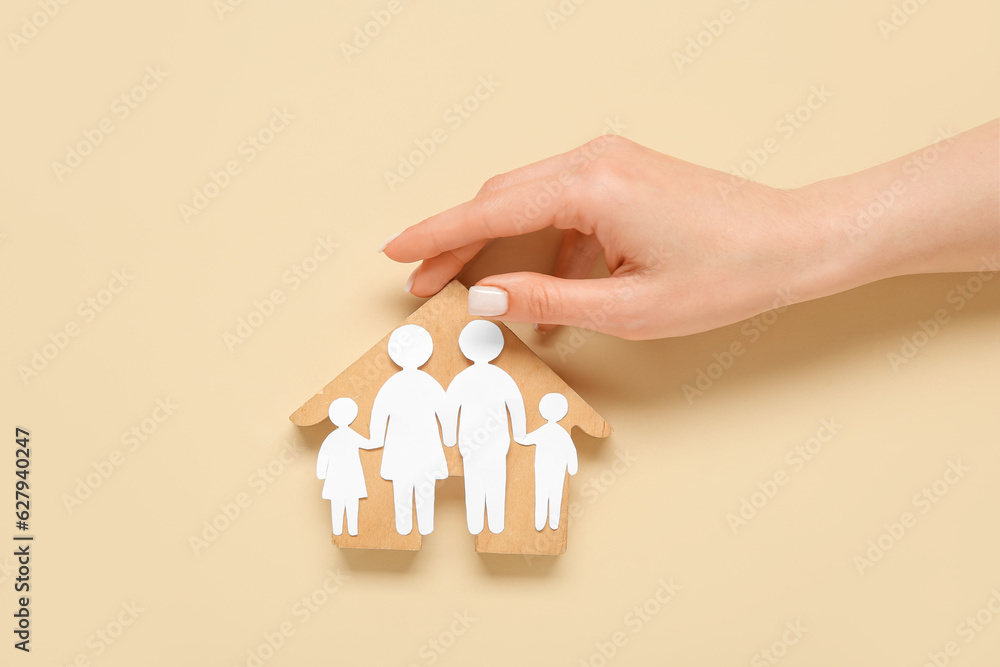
(467, 273, 644, 338)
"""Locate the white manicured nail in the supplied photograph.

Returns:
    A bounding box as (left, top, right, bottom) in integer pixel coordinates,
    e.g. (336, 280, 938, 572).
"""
(377, 231, 401, 253)
(468, 286, 508, 317)
(404, 267, 418, 293)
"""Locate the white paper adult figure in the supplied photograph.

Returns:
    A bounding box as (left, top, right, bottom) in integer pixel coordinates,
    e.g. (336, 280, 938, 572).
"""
(443, 320, 527, 535)
(521, 393, 578, 531)
(369, 324, 453, 536)
(316, 397, 381, 536)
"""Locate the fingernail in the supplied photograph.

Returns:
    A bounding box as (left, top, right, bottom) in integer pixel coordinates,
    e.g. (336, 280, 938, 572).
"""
(377, 231, 402, 253)
(404, 267, 418, 293)
(468, 286, 508, 317)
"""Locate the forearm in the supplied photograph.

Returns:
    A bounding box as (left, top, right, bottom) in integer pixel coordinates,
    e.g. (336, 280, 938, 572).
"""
(800, 120, 999, 302)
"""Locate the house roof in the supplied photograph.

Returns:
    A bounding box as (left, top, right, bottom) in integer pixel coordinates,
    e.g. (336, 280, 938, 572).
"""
(290, 280, 612, 438)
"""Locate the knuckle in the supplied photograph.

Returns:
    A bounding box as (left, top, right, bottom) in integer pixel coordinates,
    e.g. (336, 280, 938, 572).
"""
(591, 132, 624, 148)
(478, 172, 509, 195)
(522, 283, 559, 320)
(577, 151, 618, 189)
(585, 133, 629, 157)
(470, 195, 497, 237)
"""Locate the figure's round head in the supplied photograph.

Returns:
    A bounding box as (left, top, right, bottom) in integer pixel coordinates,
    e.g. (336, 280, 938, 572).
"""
(387, 324, 433, 369)
(538, 393, 569, 422)
(458, 319, 504, 363)
(328, 397, 359, 427)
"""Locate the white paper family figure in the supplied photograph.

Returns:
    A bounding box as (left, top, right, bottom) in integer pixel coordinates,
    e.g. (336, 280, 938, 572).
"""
(369, 324, 454, 536)
(318, 320, 582, 541)
(443, 320, 527, 535)
(316, 397, 381, 536)
(521, 393, 578, 531)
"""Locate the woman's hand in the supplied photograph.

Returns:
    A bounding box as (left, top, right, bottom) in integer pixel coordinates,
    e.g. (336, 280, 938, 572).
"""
(381, 122, 999, 340)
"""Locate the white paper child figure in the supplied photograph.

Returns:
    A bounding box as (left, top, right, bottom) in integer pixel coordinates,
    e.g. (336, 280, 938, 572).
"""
(521, 393, 578, 531)
(444, 320, 527, 535)
(369, 324, 453, 536)
(316, 397, 381, 536)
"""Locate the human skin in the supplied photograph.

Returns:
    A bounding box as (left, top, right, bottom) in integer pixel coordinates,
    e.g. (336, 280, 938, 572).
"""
(380, 120, 999, 340)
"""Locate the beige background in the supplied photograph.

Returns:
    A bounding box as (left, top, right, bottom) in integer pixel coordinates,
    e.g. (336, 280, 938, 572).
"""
(2, 0, 998, 665)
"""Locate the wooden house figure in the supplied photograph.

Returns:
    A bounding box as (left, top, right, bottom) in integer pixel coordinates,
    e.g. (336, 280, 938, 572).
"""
(290, 280, 612, 555)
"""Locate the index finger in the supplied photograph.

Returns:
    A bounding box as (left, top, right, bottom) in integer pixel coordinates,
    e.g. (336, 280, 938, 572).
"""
(383, 174, 586, 264)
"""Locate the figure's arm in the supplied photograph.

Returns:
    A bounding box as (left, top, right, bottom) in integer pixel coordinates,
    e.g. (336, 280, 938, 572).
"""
(440, 380, 460, 447)
(566, 435, 578, 476)
(519, 427, 538, 447)
(359, 431, 381, 450)
(368, 388, 390, 449)
(316, 440, 331, 479)
(505, 375, 528, 444)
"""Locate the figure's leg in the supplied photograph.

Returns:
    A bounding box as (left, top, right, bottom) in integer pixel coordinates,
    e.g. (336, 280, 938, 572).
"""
(464, 459, 486, 535)
(331, 498, 346, 536)
(548, 480, 564, 531)
(485, 454, 506, 534)
(346, 496, 360, 536)
(534, 483, 547, 532)
(414, 476, 436, 536)
(392, 479, 414, 535)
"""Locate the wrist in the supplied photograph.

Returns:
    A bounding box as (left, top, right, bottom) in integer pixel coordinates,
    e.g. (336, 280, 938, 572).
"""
(785, 177, 903, 304)
(766, 182, 867, 309)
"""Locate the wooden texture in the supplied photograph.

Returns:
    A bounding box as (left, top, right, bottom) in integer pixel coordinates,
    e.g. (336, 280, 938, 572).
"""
(290, 280, 612, 554)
